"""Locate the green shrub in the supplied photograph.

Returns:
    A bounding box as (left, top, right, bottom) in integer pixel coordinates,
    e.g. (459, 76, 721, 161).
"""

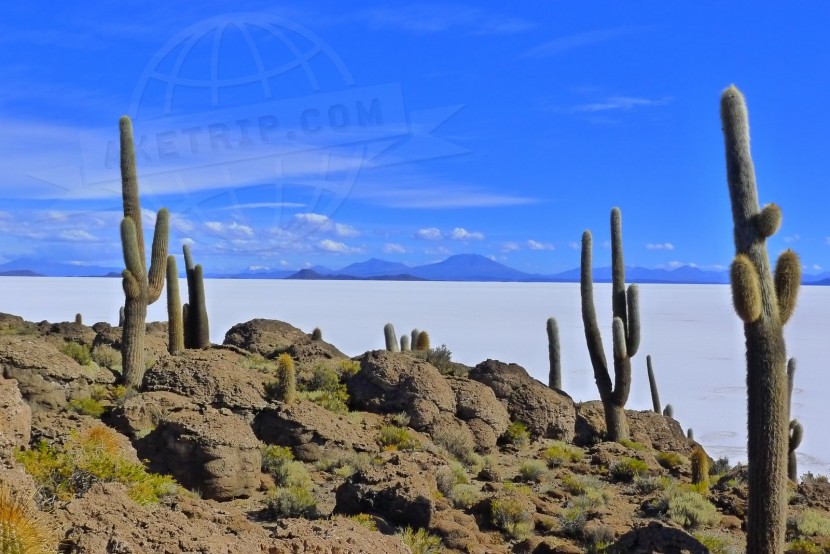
(389, 411, 411, 427)
(560, 475, 610, 508)
(609, 457, 649, 482)
(436, 461, 469, 496)
(693, 531, 741, 554)
(656, 451, 687, 470)
(316, 450, 373, 479)
(397, 526, 443, 554)
(67, 397, 105, 418)
(504, 421, 530, 448)
(559, 504, 588, 538)
(448, 484, 482, 509)
(786, 538, 824, 553)
(379, 426, 419, 451)
(518, 460, 546, 482)
(338, 360, 361, 380)
(261, 445, 311, 488)
(619, 438, 648, 452)
(345, 513, 377, 531)
(490, 496, 533, 540)
(657, 487, 720, 529)
(541, 442, 583, 467)
(91, 344, 121, 370)
(60, 342, 91, 366)
(710, 457, 732, 475)
(633, 474, 670, 495)
(433, 428, 477, 466)
(789, 510, 830, 538)
(585, 523, 615, 552)
(265, 486, 317, 518)
(242, 354, 276, 372)
(16, 426, 177, 505)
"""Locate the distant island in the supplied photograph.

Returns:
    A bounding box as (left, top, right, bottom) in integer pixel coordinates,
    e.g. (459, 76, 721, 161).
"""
(2, 253, 829, 285)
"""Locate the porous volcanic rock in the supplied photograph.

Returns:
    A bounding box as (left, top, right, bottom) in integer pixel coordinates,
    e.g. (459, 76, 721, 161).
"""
(445, 376, 511, 452)
(40, 320, 96, 347)
(224, 318, 314, 356)
(253, 399, 379, 462)
(142, 348, 268, 414)
(0, 376, 31, 448)
(608, 521, 709, 553)
(0, 337, 112, 412)
(347, 350, 456, 430)
(93, 322, 170, 365)
(108, 390, 196, 439)
(139, 408, 261, 500)
(335, 451, 441, 528)
(574, 400, 692, 453)
(469, 359, 576, 441)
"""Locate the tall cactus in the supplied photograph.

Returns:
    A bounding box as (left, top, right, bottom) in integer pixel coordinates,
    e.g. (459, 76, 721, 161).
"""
(415, 330, 430, 351)
(166, 255, 184, 355)
(119, 115, 169, 390)
(384, 323, 399, 352)
(182, 244, 210, 349)
(400, 334, 410, 352)
(721, 85, 800, 554)
(787, 358, 802, 483)
(580, 208, 640, 441)
(546, 317, 561, 390)
(646, 354, 661, 414)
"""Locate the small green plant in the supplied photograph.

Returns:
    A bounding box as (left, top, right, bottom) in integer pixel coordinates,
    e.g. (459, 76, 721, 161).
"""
(619, 438, 648, 452)
(264, 486, 317, 518)
(67, 397, 105, 418)
(504, 421, 530, 448)
(389, 411, 411, 427)
(433, 428, 477, 467)
(656, 486, 720, 529)
(656, 451, 686, 470)
(298, 365, 349, 413)
(447, 484, 482, 509)
(518, 460, 546, 482)
(490, 496, 533, 540)
(396, 526, 443, 554)
(345, 513, 377, 531)
(559, 503, 588, 538)
(561, 474, 607, 501)
(436, 461, 469, 496)
(379, 426, 419, 451)
(91, 344, 121, 370)
(338, 359, 361, 380)
(786, 538, 824, 553)
(633, 474, 670, 495)
(261, 445, 311, 488)
(789, 509, 830, 538)
(59, 341, 91, 366)
(585, 524, 615, 552)
(711, 457, 732, 475)
(609, 457, 649, 482)
(693, 531, 740, 554)
(242, 354, 276, 372)
(541, 442, 583, 467)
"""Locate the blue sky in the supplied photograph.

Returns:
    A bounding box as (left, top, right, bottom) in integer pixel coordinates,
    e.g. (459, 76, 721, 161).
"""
(1, 2, 828, 274)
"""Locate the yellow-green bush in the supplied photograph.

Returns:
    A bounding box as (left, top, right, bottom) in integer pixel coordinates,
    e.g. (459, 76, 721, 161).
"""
(609, 457, 649, 482)
(789, 509, 830, 538)
(518, 460, 546, 482)
(490, 496, 533, 540)
(59, 341, 91, 366)
(379, 426, 419, 451)
(656, 451, 687, 470)
(91, 344, 121, 371)
(619, 438, 648, 452)
(504, 421, 530, 447)
(397, 526, 443, 554)
(264, 486, 317, 518)
(541, 442, 583, 467)
(67, 397, 105, 418)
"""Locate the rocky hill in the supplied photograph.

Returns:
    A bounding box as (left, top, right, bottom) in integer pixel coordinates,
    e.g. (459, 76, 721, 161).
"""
(0, 311, 828, 553)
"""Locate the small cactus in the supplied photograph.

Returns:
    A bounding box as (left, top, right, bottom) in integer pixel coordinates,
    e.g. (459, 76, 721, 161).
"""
(415, 330, 430, 351)
(118, 306, 125, 327)
(400, 335, 410, 352)
(411, 329, 420, 349)
(691, 446, 709, 487)
(687, 428, 694, 440)
(788, 420, 803, 483)
(663, 404, 674, 418)
(384, 323, 399, 352)
(276, 353, 296, 404)
(546, 317, 561, 390)
(74, 313, 82, 325)
(165, 255, 184, 355)
(311, 327, 322, 341)
(182, 245, 210, 349)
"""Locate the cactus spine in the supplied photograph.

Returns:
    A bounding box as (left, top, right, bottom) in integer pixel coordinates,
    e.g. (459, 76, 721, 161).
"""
(691, 446, 709, 487)
(400, 335, 410, 352)
(546, 317, 561, 390)
(277, 353, 296, 404)
(721, 85, 799, 554)
(646, 354, 661, 414)
(182, 244, 210, 348)
(166, 255, 184, 355)
(118, 116, 169, 390)
(580, 208, 640, 441)
(415, 330, 430, 351)
(384, 323, 399, 352)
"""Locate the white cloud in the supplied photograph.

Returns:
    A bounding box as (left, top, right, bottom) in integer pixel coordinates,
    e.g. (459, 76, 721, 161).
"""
(523, 27, 646, 58)
(181, 237, 195, 246)
(527, 240, 554, 251)
(416, 227, 443, 240)
(569, 96, 670, 113)
(451, 227, 484, 240)
(784, 234, 800, 244)
(812, 264, 822, 271)
(247, 265, 270, 271)
(382, 243, 407, 254)
(646, 242, 675, 251)
(58, 229, 97, 242)
(292, 213, 359, 237)
(426, 246, 452, 256)
(569, 241, 580, 250)
(501, 242, 520, 252)
(317, 239, 362, 254)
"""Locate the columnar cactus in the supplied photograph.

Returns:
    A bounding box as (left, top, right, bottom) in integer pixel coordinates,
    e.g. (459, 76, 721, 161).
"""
(546, 317, 561, 390)
(663, 404, 674, 418)
(415, 330, 430, 351)
(166, 255, 184, 355)
(74, 313, 82, 325)
(119, 116, 169, 390)
(411, 329, 420, 349)
(691, 446, 709, 487)
(721, 85, 800, 554)
(580, 208, 640, 441)
(646, 354, 661, 414)
(311, 327, 322, 341)
(277, 353, 296, 404)
(384, 323, 399, 352)
(787, 358, 802, 483)
(400, 335, 410, 352)
(182, 244, 210, 349)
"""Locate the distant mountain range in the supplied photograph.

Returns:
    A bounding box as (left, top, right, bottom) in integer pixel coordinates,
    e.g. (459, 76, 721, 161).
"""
(3, 254, 830, 285)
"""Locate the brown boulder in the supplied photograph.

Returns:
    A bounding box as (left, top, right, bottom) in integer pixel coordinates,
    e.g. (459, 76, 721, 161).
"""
(574, 401, 692, 452)
(93, 323, 169, 366)
(0, 376, 31, 449)
(253, 399, 379, 462)
(469, 359, 576, 441)
(223, 318, 312, 356)
(609, 521, 709, 553)
(139, 408, 261, 500)
(446, 376, 510, 451)
(142, 348, 268, 413)
(347, 350, 456, 430)
(108, 390, 196, 439)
